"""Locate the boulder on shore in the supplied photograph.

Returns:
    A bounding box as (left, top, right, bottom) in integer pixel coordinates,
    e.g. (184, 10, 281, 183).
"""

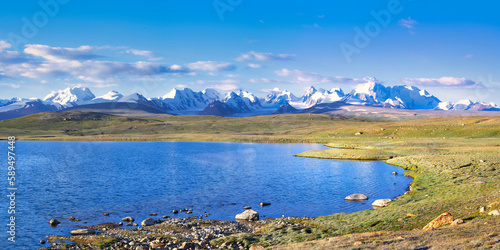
(235, 210, 259, 221)
(141, 218, 155, 226)
(371, 199, 392, 208)
(70, 229, 95, 235)
(344, 193, 368, 201)
(488, 209, 500, 216)
(121, 217, 134, 222)
(423, 212, 454, 230)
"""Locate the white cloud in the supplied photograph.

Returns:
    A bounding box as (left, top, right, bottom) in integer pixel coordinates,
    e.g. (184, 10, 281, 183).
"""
(193, 79, 238, 85)
(175, 84, 188, 89)
(126, 49, 154, 57)
(398, 17, 418, 29)
(225, 74, 239, 78)
(0, 40, 12, 50)
(126, 49, 163, 61)
(247, 63, 263, 69)
(402, 76, 476, 87)
(235, 51, 295, 62)
(207, 83, 240, 91)
(275, 68, 366, 84)
(92, 83, 118, 88)
(0, 83, 20, 88)
(24, 44, 98, 62)
(186, 61, 236, 71)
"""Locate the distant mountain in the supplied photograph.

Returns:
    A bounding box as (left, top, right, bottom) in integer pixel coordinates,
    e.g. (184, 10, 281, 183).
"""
(1, 79, 499, 121)
(0, 99, 56, 120)
(435, 99, 500, 111)
(261, 88, 299, 108)
(273, 103, 298, 114)
(348, 78, 441, 109)
(88, 90, 123, 103)
(43, 87, 96, 109)
(222, 90, 262, 113)
(152, 88, 220, 111)
(199, 100, 239, 116)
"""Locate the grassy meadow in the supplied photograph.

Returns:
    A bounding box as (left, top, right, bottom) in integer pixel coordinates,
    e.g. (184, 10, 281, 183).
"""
(1, 111, 499, 248)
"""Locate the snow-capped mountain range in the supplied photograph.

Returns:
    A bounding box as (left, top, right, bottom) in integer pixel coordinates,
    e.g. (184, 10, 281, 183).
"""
(0, 78, 498, 120)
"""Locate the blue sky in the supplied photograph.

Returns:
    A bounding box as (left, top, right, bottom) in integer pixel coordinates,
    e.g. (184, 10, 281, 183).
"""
(0, 0, 499, 104)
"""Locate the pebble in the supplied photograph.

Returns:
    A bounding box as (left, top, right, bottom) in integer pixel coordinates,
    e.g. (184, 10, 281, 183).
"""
(260, 202, 271, 206)
(103, 213, 109, 216)
(150, 213, 157, 216)
(172, 210, 179, 214)
(244, 206, 252, 209)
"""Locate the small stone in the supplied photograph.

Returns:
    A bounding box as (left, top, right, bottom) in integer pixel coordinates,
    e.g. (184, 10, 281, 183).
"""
(371, 199, 392, 208)
(149, 213, 157, 216)
(172, 210, 179, 214)
(423, 212, 454, 230)
(49, 219, 60, 226)
(479, 159, 485, 163)
(451, 219, 464, 225)
(103, 213, 109, 216)
(186, 211, 192, 214)
(117, 222, 123, 226)
(392, 172, 398, 175)
(344, 193, 368, 201)
(69, 216, 80, 221)
(249, 245, 265, 250)
(40, 240, 46, 244)
(235, 210, 259, 221)
(259, 202, 271, 206)
(480, 206, 486, 213)
(162, 215, 169, 218)
(488, 210, 500, 216)
(244, 206, 252, 209)
(355, 132, 363, 135)
(141, 218, 155, 226)
(70, 229, 95, 235)
(126, 222, 138, 226)
(121, 217, 134, 222)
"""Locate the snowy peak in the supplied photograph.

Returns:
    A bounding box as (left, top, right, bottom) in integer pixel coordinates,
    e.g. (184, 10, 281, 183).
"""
(43, 87, 95, 107)
(291, 86, 345, 109)
(262, 88, 298, 108)
(155, 87, 221, 111)
(436, 99, 499, 111)
(349, 79, 440, 109)
(88, 90, 124, 103)
(222, 90, 262, 113)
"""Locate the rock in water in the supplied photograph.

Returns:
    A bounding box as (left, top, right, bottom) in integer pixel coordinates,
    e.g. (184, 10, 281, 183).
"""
(244, 206, 252, 209)
(49, 219, 60, 226)
(235, 210, 259, 221)
(141, 218, 155, 226)
(70, 229, 95, 235)
(392, 172, 398, 175)
(423, 212, 454, 230)
(121, 217, 135, 222)
(259, 202, 271, 206)
(344, 193, 368, 201)
(371, 199, 392, 208)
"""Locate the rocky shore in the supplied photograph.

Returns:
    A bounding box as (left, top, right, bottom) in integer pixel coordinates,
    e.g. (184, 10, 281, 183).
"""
(41, 215, 316, 250)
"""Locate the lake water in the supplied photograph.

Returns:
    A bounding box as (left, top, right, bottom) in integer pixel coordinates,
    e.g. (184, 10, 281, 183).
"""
(0, 141, 412, 249)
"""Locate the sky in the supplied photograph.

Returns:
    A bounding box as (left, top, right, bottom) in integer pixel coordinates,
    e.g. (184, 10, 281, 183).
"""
(0, 0, 499, 104)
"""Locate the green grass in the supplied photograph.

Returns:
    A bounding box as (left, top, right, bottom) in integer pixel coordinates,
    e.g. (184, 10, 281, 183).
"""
(5, 111, 500, 248)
